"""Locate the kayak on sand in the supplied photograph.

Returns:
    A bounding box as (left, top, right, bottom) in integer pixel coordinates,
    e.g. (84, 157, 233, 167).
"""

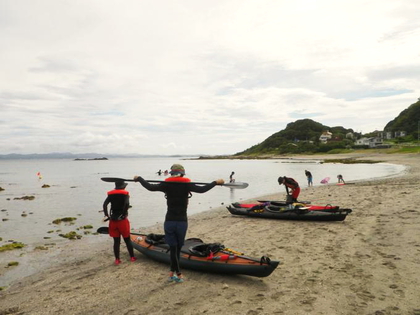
(97, 228, 279, 277)
(227, 202, 352, 222)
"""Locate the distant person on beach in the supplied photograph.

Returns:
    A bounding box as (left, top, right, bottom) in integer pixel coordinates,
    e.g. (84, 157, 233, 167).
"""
(278, 176, 300, 203)
(164, 170, 169, 176)
(133, 164, 224, 283)
(305, 170, 313, 187)
(337, 174, 345, 184)
(157, 169, 162, 175)
(229, 171, 235, 183)
(103, 180, 136, 265)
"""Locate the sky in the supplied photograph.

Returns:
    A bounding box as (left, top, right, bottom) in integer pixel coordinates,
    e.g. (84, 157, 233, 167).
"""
(1, 0, 420, 156)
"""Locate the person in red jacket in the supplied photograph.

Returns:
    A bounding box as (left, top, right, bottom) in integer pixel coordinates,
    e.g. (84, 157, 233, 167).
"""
(134, 164, 224, 283)
(278, 176, 300, 203)
(103, 180, 136, 265)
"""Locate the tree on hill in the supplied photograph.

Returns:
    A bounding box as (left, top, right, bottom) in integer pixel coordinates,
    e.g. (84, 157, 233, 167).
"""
(384, 100, 420, 140)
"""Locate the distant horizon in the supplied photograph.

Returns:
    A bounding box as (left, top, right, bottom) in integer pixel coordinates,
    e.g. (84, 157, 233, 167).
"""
(0, 152, 217, 159)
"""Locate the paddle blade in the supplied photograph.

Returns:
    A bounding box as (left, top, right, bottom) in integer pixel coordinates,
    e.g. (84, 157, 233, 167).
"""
(101, 177, 135, 182)
(97, 226, 109, 234)
(222, 182, 249, 189)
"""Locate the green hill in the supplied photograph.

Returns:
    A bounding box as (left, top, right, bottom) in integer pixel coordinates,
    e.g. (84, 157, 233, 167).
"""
(236, 119, 356, 155)
(384, 99, 420, 140)
(234, 99, 420, 156)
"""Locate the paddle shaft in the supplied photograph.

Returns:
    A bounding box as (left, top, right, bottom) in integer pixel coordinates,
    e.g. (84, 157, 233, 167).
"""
(101, 177, 248, 189)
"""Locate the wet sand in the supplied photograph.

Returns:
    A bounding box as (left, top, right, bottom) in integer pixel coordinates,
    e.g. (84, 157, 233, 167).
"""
(1, 152, 420, 315)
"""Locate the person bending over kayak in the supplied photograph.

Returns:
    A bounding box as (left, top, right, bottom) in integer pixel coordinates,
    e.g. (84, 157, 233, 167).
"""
(278, 176, 300, 203)
(133, 164, 224, 283)
(103, 180, 136, 265)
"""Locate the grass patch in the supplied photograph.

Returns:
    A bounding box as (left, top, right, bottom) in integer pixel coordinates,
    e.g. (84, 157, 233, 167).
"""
(393, 146, 420, 154)
(52, 217, 77, 224)
(323, 158, 382, 164)
(58, 231, 82, 240)
(35, 246, 49, 250)
(0, 242, 26, 252)
(13, 196, 35, 200)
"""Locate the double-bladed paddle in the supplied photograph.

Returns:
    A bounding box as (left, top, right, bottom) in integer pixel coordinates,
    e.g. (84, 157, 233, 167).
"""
(101, 177, 249, 189)
(97, 226, 142, 235)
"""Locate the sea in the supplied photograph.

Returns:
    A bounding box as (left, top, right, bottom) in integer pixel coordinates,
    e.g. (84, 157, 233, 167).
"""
(0, 157, 407, 286)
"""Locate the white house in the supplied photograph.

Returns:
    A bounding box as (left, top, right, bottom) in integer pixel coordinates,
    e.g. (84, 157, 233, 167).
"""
(355, 137, 383, 148)
(319, 131, 332, 143)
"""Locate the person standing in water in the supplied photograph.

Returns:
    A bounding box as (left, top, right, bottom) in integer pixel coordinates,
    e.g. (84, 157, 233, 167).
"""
(133, 164, 224, 283)
(103, 180, 136, 265)
(229, 171, 235, 183)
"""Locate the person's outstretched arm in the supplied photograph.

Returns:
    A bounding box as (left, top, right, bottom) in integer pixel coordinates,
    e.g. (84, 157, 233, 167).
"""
(189, 179, 224, 193)
(133, 176, 164, 192)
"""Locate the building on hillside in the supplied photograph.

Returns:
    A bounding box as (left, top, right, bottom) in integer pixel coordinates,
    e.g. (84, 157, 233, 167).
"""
(355, 137, 384, 148)
(378, 131, 406, 139)
(394, 131, 406, 137)
(319, 131, 332, 143)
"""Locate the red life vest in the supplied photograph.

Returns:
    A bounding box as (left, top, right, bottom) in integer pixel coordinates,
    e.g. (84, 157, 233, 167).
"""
(164, 177, 191, 183)
(107, 189, 129, 195)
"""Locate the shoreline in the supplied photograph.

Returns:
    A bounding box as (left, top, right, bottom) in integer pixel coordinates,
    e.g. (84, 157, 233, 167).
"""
(1, 152, 420, 315)
(0, 154, 405, 288)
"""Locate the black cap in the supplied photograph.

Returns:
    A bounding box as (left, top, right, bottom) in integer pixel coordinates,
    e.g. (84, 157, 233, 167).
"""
(115, 181, 127, 189)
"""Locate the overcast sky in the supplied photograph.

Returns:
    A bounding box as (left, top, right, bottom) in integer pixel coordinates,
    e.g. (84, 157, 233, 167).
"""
(1, 0, 419, 155)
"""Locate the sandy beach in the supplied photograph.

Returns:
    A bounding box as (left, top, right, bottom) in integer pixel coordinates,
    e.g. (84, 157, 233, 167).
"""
(1, 152, 420, 315)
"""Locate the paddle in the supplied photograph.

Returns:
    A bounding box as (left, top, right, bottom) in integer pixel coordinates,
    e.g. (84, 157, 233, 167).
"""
(97, 226, 143, 236)
(101, 177, 249, 189)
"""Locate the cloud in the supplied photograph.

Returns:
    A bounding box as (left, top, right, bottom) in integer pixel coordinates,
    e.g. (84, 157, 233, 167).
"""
(0, 0, 419, 155)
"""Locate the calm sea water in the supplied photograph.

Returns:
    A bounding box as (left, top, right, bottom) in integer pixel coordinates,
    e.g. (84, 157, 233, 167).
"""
(0, 157, 405, 247)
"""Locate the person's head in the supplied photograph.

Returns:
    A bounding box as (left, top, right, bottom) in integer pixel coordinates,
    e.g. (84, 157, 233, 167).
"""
(278, 176, 285, 185)
(169, 164, 185, 176)
(115, 180, 127, 189)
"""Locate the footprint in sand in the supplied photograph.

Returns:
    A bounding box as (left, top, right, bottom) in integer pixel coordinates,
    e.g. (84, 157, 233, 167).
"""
(382, 261, 397, 269)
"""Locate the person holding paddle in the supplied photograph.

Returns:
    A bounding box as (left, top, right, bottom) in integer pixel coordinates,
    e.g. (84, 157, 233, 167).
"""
(278, 176, 300, 203)
(103, 180, 136, 265)
(133, 164, 224, 283)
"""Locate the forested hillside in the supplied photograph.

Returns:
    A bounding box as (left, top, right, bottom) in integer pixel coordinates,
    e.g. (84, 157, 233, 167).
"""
(384, 99, 420, 141)
(235, 99, 420, 155)
(235, 119, 357, 155)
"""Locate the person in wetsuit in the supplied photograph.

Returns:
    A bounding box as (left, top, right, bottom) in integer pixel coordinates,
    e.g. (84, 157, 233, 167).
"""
(103, 180, 136, 265)
(134, 164, 224, 283)
(278, 176, 301, 203)
(305, 170, 313, 187)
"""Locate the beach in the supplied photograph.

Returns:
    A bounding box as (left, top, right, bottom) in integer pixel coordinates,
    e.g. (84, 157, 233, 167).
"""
(1, 152, 420, 315)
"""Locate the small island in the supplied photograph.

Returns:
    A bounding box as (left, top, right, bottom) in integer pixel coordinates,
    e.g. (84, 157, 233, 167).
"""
(74, 157, 108, 161)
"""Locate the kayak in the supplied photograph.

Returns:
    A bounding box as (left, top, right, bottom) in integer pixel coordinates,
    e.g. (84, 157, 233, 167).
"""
(130, 233, 280, 277)
(227, 202, 352, 222)
(257, 199, 311, 204)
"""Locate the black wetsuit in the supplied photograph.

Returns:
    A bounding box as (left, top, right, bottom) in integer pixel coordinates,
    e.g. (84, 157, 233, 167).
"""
(135, 176, 217, 274)
(136, 177, 216, 221)
(103, 189, 129, 220)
